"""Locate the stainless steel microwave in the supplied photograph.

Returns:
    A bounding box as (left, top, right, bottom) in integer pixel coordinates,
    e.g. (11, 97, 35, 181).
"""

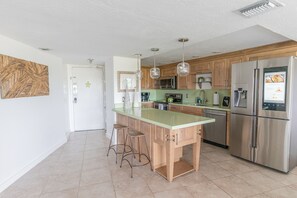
(156, 76, 177, 89)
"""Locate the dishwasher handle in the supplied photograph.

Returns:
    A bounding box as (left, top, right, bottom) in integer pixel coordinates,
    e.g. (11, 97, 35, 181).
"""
(204, 109, 226, 116)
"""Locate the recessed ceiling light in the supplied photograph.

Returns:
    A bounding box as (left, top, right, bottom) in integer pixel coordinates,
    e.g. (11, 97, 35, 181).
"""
(212, 52, 221, 54)
(237, 0, 284, 18)
(192, 55, 200, 58)
(39, 48, 52, 51)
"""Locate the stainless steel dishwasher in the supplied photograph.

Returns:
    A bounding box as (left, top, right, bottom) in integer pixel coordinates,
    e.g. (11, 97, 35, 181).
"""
(203, 109, 227, 148)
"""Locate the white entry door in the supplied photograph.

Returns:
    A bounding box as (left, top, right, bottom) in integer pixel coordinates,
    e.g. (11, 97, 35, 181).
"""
(72, 67, 105, 131)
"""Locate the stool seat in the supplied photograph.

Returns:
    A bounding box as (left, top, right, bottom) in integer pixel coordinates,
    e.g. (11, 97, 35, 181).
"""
(107, 123, 131, 164)
(114, 124, 128, 129)
(128, 130, 144, 137)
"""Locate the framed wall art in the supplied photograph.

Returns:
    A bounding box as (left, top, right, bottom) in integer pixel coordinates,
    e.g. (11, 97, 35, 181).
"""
(117, 71, 137, 92)
(0, 54, 49, 99)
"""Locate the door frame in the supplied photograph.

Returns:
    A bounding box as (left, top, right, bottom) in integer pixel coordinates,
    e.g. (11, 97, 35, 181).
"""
(67, 64, 106, 132)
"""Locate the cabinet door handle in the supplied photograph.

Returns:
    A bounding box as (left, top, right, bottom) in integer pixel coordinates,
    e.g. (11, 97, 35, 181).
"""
(176, 133, 178, 145)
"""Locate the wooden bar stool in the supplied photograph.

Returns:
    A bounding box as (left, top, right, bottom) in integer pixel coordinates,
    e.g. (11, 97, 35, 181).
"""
(107, 124, 130, 164)
(120, 129, 152, 178)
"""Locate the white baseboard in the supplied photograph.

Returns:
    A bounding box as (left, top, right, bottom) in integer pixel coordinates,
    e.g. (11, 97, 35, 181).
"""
(0, 137, 67, 193)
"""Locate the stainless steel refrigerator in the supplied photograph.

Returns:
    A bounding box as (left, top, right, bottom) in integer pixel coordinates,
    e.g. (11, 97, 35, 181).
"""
(230, 56, 297, 172)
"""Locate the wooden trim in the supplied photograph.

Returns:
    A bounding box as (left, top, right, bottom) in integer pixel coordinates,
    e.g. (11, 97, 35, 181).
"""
(157, 40, 297, 67)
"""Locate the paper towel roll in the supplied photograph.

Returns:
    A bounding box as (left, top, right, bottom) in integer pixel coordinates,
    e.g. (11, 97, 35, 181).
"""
(213, 92, 219, 106)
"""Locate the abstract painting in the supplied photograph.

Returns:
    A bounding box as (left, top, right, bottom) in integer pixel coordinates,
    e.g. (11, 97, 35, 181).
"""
(0, 54, 49, 99)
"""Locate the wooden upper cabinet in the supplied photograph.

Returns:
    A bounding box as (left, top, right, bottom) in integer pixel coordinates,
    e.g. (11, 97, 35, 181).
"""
(161, 66, 176, 77)
(141, 67, 155, 89)
(177, 74, 195, 90)
(212, 59, 227, 89)
(192, 62, 213, 74)
(226, 57, 243, 88)
(212, 57, 244, 89)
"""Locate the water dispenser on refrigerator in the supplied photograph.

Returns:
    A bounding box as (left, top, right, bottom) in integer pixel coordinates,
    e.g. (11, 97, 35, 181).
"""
(233, 87, 247, 108)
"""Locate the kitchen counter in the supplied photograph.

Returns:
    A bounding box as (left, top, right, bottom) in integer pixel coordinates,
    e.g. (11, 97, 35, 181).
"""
(169, 102, 231, 112)
(113, 107, 215, 130)
(114, 107, 214, 182)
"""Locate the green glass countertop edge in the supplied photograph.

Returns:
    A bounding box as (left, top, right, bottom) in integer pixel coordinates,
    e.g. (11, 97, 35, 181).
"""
(112, 107, 215, 130)
(169, 103, 231, 112)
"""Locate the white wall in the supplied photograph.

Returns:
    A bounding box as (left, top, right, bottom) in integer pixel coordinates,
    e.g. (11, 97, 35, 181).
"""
(105, 56, 138, 137)
(0, 35, 68, 192)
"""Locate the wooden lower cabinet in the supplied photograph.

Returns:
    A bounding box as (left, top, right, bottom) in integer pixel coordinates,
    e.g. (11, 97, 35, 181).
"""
(168, 104, 182, 112)
(181, 106, 203, 116)
(168, 104, 230, 146)
(168, 104, 203, 116)
(226, 112, 231, 146)
(141, 102, 154, 108)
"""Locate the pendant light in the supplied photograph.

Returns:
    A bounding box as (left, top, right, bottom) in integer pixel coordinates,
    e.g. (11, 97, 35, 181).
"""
(177, 38, 190, 76)
(150, 48, 160, 79)
(135, 53, 142, 79)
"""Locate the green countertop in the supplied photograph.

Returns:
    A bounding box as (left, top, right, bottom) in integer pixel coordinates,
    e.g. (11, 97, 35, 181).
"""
(168, 102, 231, 112)
(113, 107, 215, 130)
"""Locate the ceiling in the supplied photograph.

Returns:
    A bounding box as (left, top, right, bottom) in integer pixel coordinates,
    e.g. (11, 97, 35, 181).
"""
(0, 0, 296, 65)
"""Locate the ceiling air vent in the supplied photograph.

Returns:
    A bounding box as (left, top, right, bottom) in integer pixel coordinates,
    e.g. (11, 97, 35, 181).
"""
(238, 0, 284, 17)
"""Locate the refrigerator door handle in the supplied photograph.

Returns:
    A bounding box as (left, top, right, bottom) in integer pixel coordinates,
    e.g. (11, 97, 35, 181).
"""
(253, 68, 259, 115)
(252, 116, 258, 148)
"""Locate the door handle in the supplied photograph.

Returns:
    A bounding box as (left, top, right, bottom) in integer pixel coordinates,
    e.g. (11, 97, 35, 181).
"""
(73, 97, 77, 103)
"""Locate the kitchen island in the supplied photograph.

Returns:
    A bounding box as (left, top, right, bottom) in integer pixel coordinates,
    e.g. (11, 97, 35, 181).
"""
(113, 107, 215, 182)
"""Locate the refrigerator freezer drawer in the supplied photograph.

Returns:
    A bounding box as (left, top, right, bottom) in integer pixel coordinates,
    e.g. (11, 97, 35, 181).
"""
(230, 113, 255, 161)
(255, 117, 291, 172)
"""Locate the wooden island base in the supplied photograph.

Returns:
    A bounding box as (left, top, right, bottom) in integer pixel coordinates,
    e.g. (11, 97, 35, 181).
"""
(116, 113, 202, 182)
(155, 160, 194, 179)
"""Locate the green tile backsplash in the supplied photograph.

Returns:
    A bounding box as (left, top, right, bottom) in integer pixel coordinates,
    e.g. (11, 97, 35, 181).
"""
(142, 89, 230, 105)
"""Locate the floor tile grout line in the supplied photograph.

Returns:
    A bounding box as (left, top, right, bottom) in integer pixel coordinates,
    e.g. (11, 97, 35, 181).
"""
(77, 132, 88, 198)
(39, 139, 66, 197)
(208, 179, 234, 198)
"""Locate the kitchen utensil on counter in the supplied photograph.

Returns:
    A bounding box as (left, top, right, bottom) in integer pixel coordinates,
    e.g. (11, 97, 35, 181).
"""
(167, 97, 173, 103)
(222, 96, 230, 107)
(141, 92, 150, 102)
(213, 92, 219, 106)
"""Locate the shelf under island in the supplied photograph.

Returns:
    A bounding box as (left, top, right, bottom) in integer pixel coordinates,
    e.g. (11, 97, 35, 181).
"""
(112, 107, 215, 182)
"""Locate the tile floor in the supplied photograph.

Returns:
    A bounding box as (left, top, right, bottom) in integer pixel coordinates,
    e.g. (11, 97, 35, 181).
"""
(1, 130, 297, 198)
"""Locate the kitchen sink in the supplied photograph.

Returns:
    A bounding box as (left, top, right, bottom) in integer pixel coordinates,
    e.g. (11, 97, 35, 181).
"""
(193, 103, 207, 106)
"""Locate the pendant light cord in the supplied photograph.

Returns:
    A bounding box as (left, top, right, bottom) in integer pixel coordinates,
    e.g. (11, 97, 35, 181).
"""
(182, 40, 185, 63)
(138, 54, 140, 70)
(153, 51, 156, 68)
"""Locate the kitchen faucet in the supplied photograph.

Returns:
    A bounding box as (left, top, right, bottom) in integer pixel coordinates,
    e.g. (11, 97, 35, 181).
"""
(199, 90, 207, 104)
